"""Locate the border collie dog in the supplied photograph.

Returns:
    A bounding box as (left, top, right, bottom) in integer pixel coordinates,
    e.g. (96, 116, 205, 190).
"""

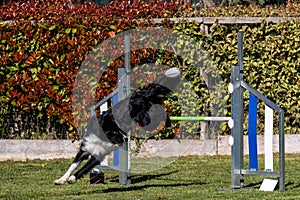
(54, 67, 181, 185)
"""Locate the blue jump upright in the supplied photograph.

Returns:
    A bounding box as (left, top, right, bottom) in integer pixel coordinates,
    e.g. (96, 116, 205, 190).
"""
(248, 93, 258, 171)
(112, 94, 119, 168)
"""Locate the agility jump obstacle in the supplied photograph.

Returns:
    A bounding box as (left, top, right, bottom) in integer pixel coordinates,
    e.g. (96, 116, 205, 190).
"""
(91, 35, 131, 185)
(230, 31, 285, 191)
(91, 32, 285, 190)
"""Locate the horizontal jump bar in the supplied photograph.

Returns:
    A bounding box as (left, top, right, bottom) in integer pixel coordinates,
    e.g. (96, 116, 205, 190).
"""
(240, 169, 280, 176)
(170, 116, 231, 121)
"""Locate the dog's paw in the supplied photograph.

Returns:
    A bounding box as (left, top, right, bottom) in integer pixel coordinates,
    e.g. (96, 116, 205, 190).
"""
(67, 175, 77, 184)
(54, 177, 68, 185)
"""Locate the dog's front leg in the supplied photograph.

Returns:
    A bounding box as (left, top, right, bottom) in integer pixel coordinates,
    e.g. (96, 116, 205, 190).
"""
(54, 162, 81, 185)
(54, 148, 89, 185)
(68, 156, 100, 184)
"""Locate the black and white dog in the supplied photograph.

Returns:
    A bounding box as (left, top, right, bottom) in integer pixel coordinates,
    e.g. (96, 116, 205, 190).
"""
(54, 67, 181, 185)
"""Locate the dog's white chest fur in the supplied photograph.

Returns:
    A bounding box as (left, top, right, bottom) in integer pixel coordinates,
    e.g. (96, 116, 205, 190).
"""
(82, 133, 115, 160)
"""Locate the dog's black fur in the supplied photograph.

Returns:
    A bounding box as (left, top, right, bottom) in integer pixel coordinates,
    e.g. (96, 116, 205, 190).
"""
(54, 68, 181, 185)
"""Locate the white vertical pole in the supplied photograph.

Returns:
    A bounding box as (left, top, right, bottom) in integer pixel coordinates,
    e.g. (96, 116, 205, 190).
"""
(264, 105, 274, 171)
(100, 103, 108, 115)
(100, 103, 109, 166)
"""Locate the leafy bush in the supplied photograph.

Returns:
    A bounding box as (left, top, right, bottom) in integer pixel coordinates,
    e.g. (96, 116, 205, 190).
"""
(185, 0, 299, 17)
(0, 0, 192, 139)
(1, 0, 300, 140)
(172, 19, 300, 135)
(213, 0, 286, 6)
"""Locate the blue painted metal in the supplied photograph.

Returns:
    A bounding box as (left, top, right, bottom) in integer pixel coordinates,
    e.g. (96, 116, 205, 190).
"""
(112, 94, 118, 105)
(112, 94, 119, 167)
(248, 93, 258, 171)
(113, 147, 119, 167)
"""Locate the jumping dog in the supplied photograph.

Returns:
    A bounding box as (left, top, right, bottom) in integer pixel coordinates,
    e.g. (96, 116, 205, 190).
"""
(54, 67, 181, 185)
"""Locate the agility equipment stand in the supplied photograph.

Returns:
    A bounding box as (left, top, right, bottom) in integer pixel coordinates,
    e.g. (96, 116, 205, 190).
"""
(230, 31, 285, 191)
(91, 35, 131, 185)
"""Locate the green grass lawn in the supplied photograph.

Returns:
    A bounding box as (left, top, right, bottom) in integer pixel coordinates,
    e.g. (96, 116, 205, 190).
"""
(1, 154, 300, 200)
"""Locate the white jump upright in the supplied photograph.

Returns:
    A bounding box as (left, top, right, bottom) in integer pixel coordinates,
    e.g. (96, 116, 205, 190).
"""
(230, 31, 285, 191)
(264, 105, 274, 172)
(100, 103, 109, 167)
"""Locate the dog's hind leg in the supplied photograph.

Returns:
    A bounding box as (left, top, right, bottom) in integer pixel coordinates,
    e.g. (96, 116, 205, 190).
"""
(54, 148, 90, 185)
(67, 156, 100, 184)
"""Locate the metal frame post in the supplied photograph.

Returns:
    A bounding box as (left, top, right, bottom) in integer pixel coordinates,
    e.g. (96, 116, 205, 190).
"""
(278, 111, 285, 190)
(231, 31, 245, 189)
(119, 35, 131, 185)
(231, 31, 285, 190)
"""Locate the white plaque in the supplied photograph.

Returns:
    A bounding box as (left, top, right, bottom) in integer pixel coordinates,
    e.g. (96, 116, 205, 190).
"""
(259, 178, 278, 191)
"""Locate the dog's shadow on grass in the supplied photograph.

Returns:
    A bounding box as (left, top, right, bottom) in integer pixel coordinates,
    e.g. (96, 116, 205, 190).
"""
(109, 170, 179, 184)
(101, 170, 205, 193)
(242, 182, 262, 189)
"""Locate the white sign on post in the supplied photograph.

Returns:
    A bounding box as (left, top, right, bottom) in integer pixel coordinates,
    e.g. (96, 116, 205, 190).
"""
(100, 103, 109, 166)
(259, 178, 278, 191)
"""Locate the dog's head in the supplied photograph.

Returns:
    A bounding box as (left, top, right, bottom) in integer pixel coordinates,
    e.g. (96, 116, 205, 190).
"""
(154, 67, 181, 92)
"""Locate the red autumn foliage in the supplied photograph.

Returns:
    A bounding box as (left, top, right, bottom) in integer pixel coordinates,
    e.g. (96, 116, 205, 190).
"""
(0, 0, 191, 139)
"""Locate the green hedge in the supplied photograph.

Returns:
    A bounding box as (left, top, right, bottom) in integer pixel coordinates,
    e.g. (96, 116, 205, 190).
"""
(0, 0, 192, 139)
(1, 0, 299, 139)
(184, 0, 300, 17)
(171, 19, 300, 135)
